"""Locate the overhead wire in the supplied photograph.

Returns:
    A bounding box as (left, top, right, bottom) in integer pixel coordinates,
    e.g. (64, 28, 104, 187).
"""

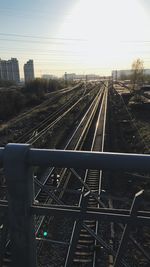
(0, 32, 86, 42)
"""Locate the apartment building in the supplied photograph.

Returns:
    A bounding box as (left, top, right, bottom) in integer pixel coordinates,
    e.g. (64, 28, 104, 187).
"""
(24, 60, 34, 83)
(0, 58, 20, 83)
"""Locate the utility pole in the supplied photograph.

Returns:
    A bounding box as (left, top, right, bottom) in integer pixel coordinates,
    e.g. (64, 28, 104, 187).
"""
(115, 70, 117, 82)
(65, 72, 67, 87)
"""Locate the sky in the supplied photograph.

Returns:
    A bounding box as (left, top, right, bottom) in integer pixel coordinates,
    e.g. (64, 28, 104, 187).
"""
(0, 0, 150, 78)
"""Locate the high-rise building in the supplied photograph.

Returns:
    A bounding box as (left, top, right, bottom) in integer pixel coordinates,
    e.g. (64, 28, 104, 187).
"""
(0, 60, 7, 81)
(24, 60, 34, 83)
(11, 58, 20, 83)
(0, 58, 20, 83)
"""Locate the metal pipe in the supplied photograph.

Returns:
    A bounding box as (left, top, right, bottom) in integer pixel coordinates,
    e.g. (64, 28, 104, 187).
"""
(28, 148, 150, 171)
(4, 143, 37, 267)
(30, 205, 150, 225)
(1, 145, 150, 171)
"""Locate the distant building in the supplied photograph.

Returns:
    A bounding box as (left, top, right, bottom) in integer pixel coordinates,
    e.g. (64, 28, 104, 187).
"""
(112, 70, 133, 80)
(63, 73, 101, 81)
(112, 69, 150, 80)
(64, 73, 76, 81)
(86, 74, 101, 80)
(24, 60, 34, 83)
(42, 74, 57, 80)
(0, 58, 20, 83)
(74, 74, 85, 80)
(143, 69, 150, 75)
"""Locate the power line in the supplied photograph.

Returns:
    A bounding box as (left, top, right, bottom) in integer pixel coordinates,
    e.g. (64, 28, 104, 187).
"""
(0, 38, 74, 45)
(1, 33, 150, 44)
(123, 40, 150, 43)
(0, 7, 69, 19)
(0, 47, 77, 54)
(0, 33, 86, 42)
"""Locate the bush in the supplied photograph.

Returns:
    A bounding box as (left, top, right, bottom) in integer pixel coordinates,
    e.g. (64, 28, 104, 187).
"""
(0, 78, 67, 120)
(0, 89, 25, 119)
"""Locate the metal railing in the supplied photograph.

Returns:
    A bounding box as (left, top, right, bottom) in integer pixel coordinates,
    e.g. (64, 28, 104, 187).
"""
(0, 143, 150, 267)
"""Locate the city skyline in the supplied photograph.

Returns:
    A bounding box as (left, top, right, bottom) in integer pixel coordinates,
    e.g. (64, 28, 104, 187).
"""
(2, 56, 150, 82)
(0, 57, 109, 81)
(0, 57, 35, 82)
(0, 0, 150, 77)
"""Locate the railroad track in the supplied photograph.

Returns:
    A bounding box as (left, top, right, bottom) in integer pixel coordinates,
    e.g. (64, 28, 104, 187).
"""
(0, 83, 85, 145)
(2, 81, 148, 267)
(28, 82, 108, 266)
(3, 83, 99, 146)
(0, 83, 100, 191)
(17, 90, 86, 144)
(67, 83, 108, 266)
(0, 84, 86, 192)
(98, 83, 150, 267)
(34, 86, 105, 237)
(0, 83, 83, 133)
(29, 82, 108, 266)
(1, 83, 104, 266)
(36, 82, 149, 267)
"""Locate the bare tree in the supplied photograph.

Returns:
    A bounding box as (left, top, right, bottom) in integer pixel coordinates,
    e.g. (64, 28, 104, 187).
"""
(131, 58, 144, 91)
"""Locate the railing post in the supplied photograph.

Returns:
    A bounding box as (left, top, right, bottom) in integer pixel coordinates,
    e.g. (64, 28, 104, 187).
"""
(0, 215, 8, 266)
(4, 143, 37, 267)
(114, 190, 144, 267)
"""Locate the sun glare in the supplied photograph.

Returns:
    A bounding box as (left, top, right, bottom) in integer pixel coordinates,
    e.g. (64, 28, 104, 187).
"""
(60, 0, 150, 73)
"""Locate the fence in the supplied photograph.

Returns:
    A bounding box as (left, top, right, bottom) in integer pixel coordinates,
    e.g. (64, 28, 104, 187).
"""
(0, 143, 150, 267)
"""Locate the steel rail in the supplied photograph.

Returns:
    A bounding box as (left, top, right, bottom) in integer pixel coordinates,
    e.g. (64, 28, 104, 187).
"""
(65, 83, 108, 265)
(26, 88, 104, 255)
(93, 82, 108, 266)
(34, 89, 104, 240)
(35, 86, 102, 197)
(17, 92, 80, 143)
(1, 83, 150, 266)
(0, 84, 100, 265)
(28, 92, 97, 144)
(17, 83, 86, 143)
(34, 87, 104, 200)
(0, 83, 82, 134)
